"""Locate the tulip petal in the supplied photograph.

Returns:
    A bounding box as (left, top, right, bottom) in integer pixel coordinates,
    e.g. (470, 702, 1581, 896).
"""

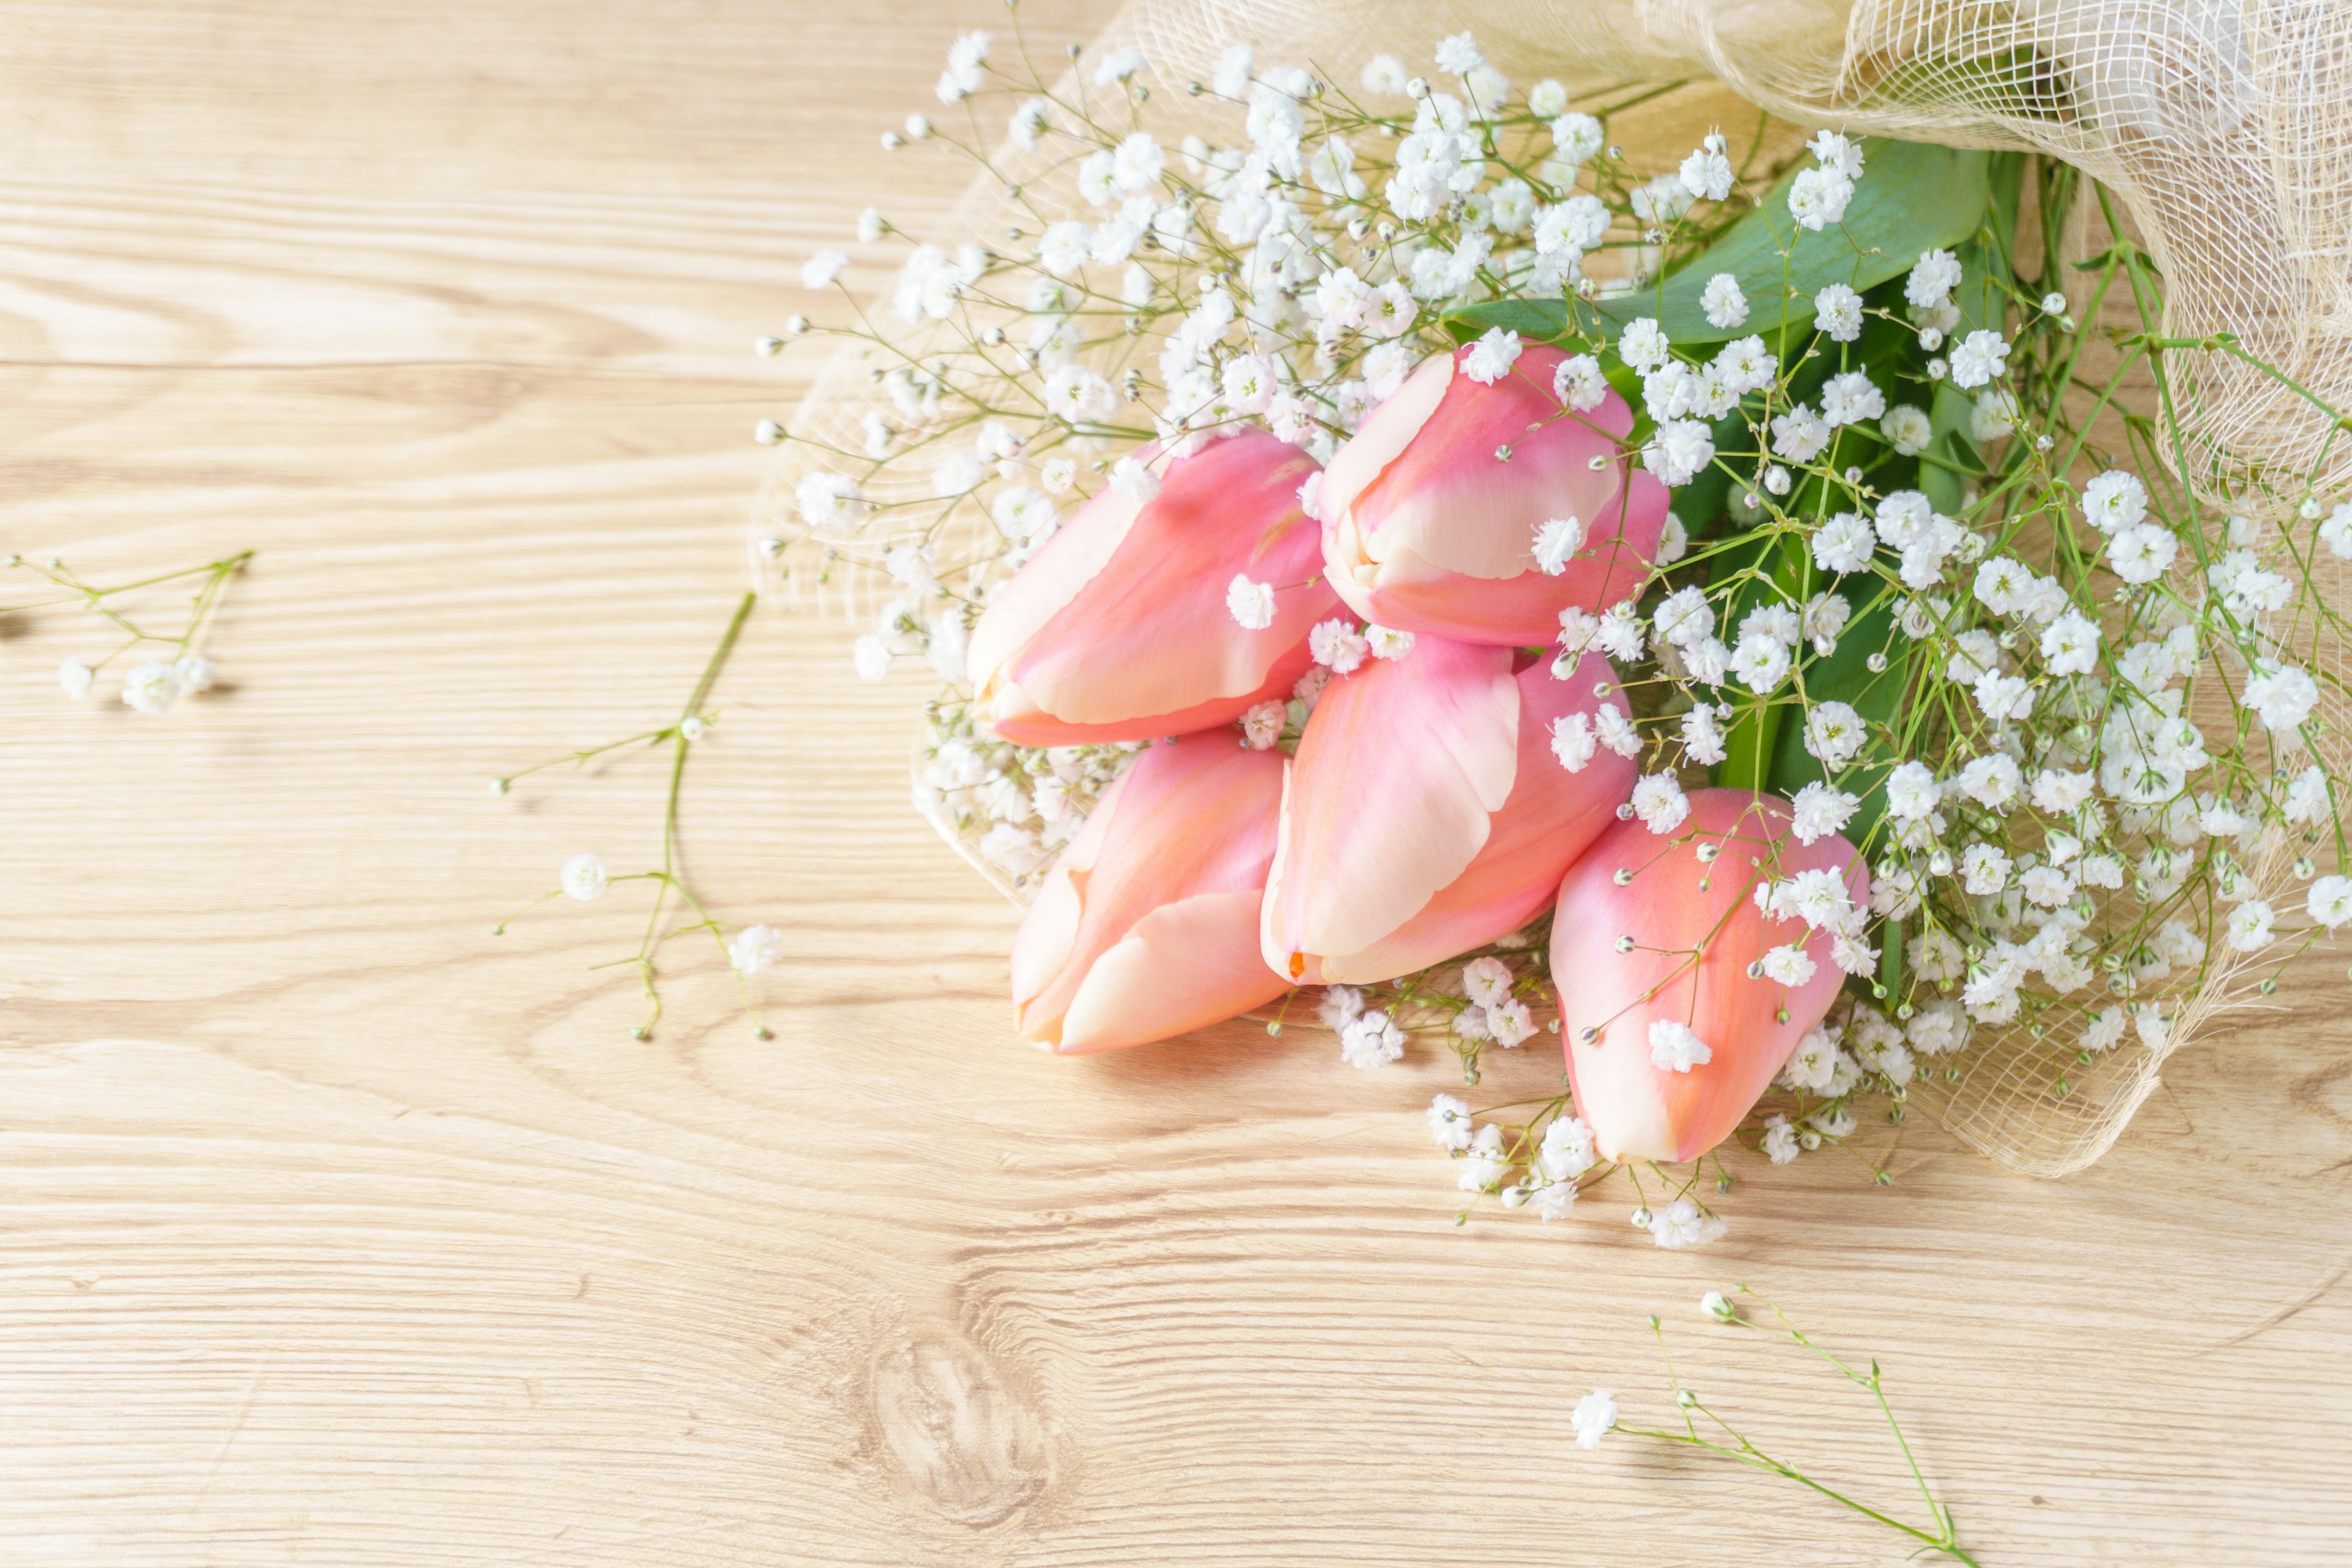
(1321, 342, 1670, 646)
(1321, 652, 1635, 981)
(1012, 736, 1287, 1049)
(976, 429, 1335, 743)
(1555, 790, 1864, 1164)
(1261, 637, 1519, 976)
(1054, 890, 1289, 1052)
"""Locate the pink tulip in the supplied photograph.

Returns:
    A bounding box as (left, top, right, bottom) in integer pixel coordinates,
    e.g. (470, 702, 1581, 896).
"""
(1316, 342, 1669, 646)
(1012, 734, 1291, 1052)
(968, 429, 1338, 746)
(1552, 789, 1864, 1164)
(1261, 643, 1637, 985)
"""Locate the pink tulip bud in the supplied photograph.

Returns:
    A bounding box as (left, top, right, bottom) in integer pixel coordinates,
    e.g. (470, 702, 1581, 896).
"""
(1316, 342, 1668, 646)
(969, 430, 1338, 745)
(1013, 736, 1291, 1052)
(1262, 642, 1637, 985)
(1553, 789, 1864, 1164)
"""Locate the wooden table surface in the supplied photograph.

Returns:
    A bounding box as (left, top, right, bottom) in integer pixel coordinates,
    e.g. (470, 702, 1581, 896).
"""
(2, 3, 2349, 1563)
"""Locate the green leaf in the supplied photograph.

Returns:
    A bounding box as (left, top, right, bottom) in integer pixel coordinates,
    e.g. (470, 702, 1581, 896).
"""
(1448, 140, 1998, 351)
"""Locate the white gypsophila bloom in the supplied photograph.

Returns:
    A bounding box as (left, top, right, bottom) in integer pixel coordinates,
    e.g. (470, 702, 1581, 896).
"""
(1551, 111, 1604, 165)
(1653, 584, 1714, 648)
(1550, 712, 1598, 772)
(1091, 46, 1145, 85)
(1787, 166, 1852, 230)
(1556, 607, 1600, 655)
(1317, 984, 1365, 1030)
(1434, 30, 1484, 75)
(1714, 336, 1776, 395)
(1553, 353, 1607, 412)
(2134, 1005, 2170, 1050)
(1812, 510, 1874, 573)
(1632, 772, 1690, 834)
(1310, 619, 1369, 674)
(1240, 699, 1286, 751)
(1789, 708, 1868, 785)
(1219, 353, 1278, 416)
(1341, 1009, 1406, 1069)
(1909, 998, 1969, 1055)
(1790, 782, 1858, 845)
(1973, 670, 2034, 725)
(1761, 943, 1817, 987)
(2040, 610, 2101, 675)
(1360, 53, 1409, 94)
(1210, 42, 1253, 97)
(1682, 636, 1732, 687)
(926, 612, 969, 683)
(1809, 129, 1865, 177)
(1884, 760, 1940, 820)
(1960, 842, 2012, 895)
(1648, 1019, 1711, 1073)
(1880, 404, 1932, 456)
(1681, 703, 1727, 766)
(1362, 341, 1414, 399)
(1226, 575, 1277, 630)
(1642, 419, 1714, 486)
(1761, 1114, 1800, 1164)
(2245, 663, 2319, 733)
(2080, 470, 2148, 533)
(979, 823, 1045, 878)
(1970, 388, 2020, 441)
(560, 852, 609, 902)
(1595, 601, 1646, 662)
(728, 924, 784, 976)
(1428, 1093, 1475, 1150)
(1036, 220, 1090, 276)
(1649, 1198, 1727, 1249)
(1487, 997, 1536, 1047)
(58, 657, 93, 699)
(1366, 624, 1415, 660)
(120, 660, 179, 714)
(800, 250, 848, 289)
(1730, 633, 1792, 694)
(796, 472, 865, 529)
(1617, 317, 1670, 372)
(2031, 767, 2095, 815)
(1526, 78, 1569, 117)
(1950, 329, 2010, 388)
(1112, 131, 1164, 192)
(1462, 956, 1512, 1009)
(2307, 875, 2352, 929)
(1593, 705, 1642, 758)
(1802, 590, 1851, 645)
(2018, 863, 2076, 908)
(1699, 271, 1747, 329)
(1907, 927, 1964, 984)
(2286, 765, 2332, 823)
(1905, 248, 1964, 308)
(1813, 284, 1863, 342)
(1679, 144, 1733, 202)
(2320, 502, 2352, 558)
(1820, 371, 1885, 428)
(1007, 97, 1049, 149)
(2227, 899, 2277, 952)
(1959, 752, 2023, 809)
(1779, 1028, 1838, 1091)
(1538, 1115, 1596, 1183)
(1038, 457, 1077, 496)
(2081, 1008, 2129, 1053)
(1810, 1104, 1857, 1139)
(852, 634, 891, 682)
(2106, 523, 2179, 584)
(1571, 1389, 1618, 1448)
(1535, 194, 1610, 258)
(1532, 515, 1586, 575)
(1462, 326, 1521, 385)
(992, 486, 1057, 542)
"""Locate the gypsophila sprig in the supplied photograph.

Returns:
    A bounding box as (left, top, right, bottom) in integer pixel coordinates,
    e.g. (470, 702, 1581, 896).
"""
(1588, 1286, 1980, 1565)
(491, 592, 780, 1040)
(753, 15, 2352, 1220)
(2, 549, 250, 711)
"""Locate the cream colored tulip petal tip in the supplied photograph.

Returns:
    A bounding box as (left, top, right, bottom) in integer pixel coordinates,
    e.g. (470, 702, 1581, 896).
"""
(747, 18, 2352, 1239)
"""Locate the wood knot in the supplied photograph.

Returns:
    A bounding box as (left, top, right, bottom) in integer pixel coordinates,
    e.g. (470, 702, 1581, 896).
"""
(866, 1332, 1045, 1528)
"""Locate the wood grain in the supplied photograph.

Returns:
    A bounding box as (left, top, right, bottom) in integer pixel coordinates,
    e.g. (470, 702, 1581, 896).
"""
(1, 4, 2348, 1564)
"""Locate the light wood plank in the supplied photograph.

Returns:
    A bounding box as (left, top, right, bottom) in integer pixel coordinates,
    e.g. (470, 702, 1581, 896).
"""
(1, 3, 2348, 1564)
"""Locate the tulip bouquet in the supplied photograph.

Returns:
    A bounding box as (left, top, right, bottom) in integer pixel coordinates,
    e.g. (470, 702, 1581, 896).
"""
(756, 17, 2352, 1234)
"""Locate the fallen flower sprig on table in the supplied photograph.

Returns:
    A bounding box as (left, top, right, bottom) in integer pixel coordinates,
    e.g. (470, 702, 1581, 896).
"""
(1577, 1284, 1980, 1564)
(2, 548, 251, 711)
(490, 590, 783, 1040)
